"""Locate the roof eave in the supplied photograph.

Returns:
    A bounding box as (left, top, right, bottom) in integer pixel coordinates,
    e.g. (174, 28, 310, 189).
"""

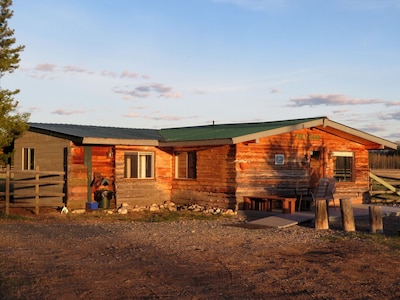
(232, 118, 326, 144)
(322, 119, 398, 150)
(159, 139, 233, 147)
(82, 137, 159, 146)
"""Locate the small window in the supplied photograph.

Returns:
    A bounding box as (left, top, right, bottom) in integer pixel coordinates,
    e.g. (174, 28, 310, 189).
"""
(175, 151, 196, 179)
(124, 152, 154, 179)
(332, 151, 353, 182)
(22, 148, 35, 170)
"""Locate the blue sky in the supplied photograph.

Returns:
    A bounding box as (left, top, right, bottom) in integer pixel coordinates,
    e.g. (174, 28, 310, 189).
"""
(5, 0, 400, 142)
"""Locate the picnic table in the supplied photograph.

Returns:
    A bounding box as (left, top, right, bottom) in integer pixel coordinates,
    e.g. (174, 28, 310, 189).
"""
(243, 195, 296, 214)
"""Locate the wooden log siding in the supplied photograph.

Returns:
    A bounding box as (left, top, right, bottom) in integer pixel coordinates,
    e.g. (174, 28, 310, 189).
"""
(114, 145, 172, 207)
(171, 145, 237, 209)
(235, 129, 371, 208)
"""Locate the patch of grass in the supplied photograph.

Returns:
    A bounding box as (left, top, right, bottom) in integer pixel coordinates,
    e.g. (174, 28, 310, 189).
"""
(0, 213, 30, 221)
(65, 209, 228, 223)
(357, 232, 400, 250)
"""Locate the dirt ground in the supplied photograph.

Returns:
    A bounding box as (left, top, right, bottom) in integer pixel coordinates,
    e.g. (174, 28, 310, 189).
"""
(1, 208, 400, 300)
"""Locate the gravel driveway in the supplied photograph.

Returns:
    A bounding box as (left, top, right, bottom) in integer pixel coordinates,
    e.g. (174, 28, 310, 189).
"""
(1, 209, 400, 299)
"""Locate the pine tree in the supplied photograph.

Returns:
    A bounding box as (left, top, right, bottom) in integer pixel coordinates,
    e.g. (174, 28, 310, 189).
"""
(0, 0, 30, 164)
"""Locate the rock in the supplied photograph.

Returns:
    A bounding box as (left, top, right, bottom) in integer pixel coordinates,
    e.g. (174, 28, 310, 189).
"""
(168, 206, 177, 212)
(131, 205, 147, 212)
(118, 207, 128, 214)
(149, 205, 160, 212)
(223, 209, 236, 216)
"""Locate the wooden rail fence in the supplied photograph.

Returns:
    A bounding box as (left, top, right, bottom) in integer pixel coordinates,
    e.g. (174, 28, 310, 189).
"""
(0, 165, 65, 215)
(369, 169, 400, 204)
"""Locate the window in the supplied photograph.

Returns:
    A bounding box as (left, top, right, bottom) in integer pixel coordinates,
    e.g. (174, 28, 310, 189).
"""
(124, 152, 154, 178)
(175, 151, 196, 179)
(332, 151, 353, 182)
(22, 148, 35, 170)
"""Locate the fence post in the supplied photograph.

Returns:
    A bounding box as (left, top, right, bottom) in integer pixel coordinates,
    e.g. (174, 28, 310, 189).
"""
(315, 200, 329, 230)
(340, 198, 355, 232)
(369, 206, 383, 234)
(35, 166, 40, 215)
(5, 164, 10, 215)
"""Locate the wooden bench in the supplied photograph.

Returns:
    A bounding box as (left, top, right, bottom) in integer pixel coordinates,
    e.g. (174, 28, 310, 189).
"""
(243, 196, 296, 214)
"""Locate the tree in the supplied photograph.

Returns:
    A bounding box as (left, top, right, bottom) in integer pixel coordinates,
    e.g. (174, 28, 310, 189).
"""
(0, 0, 30, 164)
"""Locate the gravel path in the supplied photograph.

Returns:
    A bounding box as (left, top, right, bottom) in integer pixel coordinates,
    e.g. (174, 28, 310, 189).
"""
(1, 212, 400, 299)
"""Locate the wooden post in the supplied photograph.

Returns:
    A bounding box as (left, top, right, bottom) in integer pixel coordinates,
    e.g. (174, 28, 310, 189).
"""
(340, 198, 355, 232)
(369, 206, 383, 234)
(35, 166, 40, 215)
(315, 200, 329, 230)
(5, 164, 10, 215)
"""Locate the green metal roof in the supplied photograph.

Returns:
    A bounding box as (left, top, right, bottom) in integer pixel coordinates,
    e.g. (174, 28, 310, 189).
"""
(159, 117, 324, 142)
(27, 117, 397, 150)
(29, 123, 161, 141)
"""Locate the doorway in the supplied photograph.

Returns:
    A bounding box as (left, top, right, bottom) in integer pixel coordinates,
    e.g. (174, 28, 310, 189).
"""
(309, 150, 322, 188)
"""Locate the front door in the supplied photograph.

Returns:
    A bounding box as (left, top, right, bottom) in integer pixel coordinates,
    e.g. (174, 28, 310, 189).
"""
(309, 150, 322, 188)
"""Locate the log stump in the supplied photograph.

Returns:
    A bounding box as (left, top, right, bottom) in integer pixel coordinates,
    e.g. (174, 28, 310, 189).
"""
(315, 200, 329, 230)
(369, 206, 383, 234)
(340, 198, 355, 232)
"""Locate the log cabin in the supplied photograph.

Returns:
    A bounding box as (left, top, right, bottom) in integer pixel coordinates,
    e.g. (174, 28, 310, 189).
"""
(13, 116, 397, 210)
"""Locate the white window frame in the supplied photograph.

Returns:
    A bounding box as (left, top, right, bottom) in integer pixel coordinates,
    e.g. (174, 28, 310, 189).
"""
(124, 152, 154, 179)
(332, 151, 354, 182)
(22, 148, 35, 170)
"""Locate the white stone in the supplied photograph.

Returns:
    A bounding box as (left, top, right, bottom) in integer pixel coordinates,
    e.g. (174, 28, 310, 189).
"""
(149, 205, 160, 212)
(118, 207, 128, 214)
(168, 206, 177, 212)
(223, 209, 235, 215)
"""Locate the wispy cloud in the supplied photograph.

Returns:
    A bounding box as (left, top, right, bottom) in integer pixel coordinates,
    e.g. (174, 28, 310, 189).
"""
(120, 71, 138, 79)
(377, 111, 400, 120)
(122, 112, 198, 122)
(193, 89, 206, 94)
(25, 63, 148, 80)
(288, 94, 387, 107)
(122, 113, 141, 118)
(101, 70, 118, 78)
(63, 65, 94, 74)
(143, 115, 192, 121)
(332, 109, 351, 114)
(35, 64, 57, 72)
(385, 101, 400, 106)
(359, 125, 386, 133)
(270, 88, 280, 94)
(26, 106, 42, 113)
(52, 109, 87, 115)
(114, 83, 182, 99)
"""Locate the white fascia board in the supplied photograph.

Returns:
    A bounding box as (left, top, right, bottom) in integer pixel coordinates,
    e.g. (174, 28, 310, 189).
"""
(159, 139, 233, 147)
(232, 118, 325, 144)
(323, 120, 398, 150)
(82, 137, 159, 146)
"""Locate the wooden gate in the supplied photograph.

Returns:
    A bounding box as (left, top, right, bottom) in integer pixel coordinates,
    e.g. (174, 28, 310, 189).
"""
(0, 165, 65, 215)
